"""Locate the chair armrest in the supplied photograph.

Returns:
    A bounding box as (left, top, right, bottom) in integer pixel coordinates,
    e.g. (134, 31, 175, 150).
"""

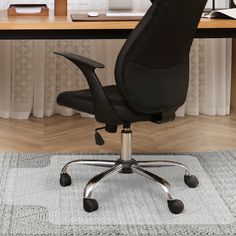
(54, 52, 105, 69)
(55, 51, 121, 124)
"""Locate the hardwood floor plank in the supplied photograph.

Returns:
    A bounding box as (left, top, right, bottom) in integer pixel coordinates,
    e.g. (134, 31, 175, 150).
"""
(0, 114, 235, 153)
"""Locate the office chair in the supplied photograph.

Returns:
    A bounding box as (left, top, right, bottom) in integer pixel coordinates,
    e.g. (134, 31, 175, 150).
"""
(56, 0, 207, 214)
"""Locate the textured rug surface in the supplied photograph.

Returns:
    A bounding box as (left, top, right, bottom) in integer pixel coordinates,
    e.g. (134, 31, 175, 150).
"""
(0, 151, 236, 235)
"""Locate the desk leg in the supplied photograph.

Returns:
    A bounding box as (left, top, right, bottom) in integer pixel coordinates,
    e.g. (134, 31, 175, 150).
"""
(231, 38, 236, 114)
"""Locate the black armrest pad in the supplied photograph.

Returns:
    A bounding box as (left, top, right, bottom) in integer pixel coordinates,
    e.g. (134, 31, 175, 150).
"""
(54, 51, 105, 69)
(54, 51, 120, 124)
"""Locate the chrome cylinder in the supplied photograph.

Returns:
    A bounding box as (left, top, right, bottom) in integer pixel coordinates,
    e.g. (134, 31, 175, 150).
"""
(121, 128, 132, 161)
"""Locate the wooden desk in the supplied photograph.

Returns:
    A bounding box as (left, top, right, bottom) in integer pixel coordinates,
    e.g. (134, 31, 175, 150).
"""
(0, 13, 235, 30)
(0, 10, 236, 112)
(0, 10, 236, 39)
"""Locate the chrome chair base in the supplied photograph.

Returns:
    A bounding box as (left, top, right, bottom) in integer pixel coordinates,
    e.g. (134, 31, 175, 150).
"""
(59, 128, 199, 214)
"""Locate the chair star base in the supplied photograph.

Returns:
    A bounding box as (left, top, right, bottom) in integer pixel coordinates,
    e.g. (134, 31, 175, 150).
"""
(59, 128, 199, 214)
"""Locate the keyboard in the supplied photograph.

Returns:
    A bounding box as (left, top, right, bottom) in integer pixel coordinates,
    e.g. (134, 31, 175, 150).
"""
(106, 12, 145, 17)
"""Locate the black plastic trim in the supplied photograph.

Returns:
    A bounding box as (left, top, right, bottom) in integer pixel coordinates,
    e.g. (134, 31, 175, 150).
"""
(0, 28, 235, 40)
(0, 29, 132, 40)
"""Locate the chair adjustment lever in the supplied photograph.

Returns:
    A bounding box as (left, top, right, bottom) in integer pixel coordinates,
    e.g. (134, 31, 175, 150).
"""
(95, 127, 105, 145)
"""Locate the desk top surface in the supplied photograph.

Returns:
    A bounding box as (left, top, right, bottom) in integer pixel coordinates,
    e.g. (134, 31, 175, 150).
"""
(0, 10, 236, 30)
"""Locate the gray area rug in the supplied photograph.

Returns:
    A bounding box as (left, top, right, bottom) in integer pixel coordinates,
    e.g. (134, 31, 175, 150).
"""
(0, 151, 236, 235)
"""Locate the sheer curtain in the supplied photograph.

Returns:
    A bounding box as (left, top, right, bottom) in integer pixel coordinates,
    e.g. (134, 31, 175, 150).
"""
(0, 0, 231, 119)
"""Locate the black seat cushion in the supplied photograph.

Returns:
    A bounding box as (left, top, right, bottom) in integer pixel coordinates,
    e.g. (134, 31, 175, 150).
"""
(57, 85, 152, 123)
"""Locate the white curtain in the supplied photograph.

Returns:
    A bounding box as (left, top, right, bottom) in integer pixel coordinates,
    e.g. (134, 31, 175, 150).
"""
(0, 0, 231, 119)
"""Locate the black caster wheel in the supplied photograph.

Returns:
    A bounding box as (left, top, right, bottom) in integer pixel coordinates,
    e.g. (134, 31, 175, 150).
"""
(60, 173, 72, 187)
(83, 198, 99, 213)
(184, 175, 199, 188)
(167, 199, 184, 214)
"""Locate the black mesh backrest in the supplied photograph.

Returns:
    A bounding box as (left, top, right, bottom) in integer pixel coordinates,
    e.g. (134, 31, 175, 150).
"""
(115, 0, 207, 114)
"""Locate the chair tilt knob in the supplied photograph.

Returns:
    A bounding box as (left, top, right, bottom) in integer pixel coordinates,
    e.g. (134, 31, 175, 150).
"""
(94, 124, 118, 145)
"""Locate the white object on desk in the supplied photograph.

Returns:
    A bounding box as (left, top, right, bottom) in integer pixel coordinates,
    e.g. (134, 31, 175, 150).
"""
(202, 8, 236, 19)
(87, 11, 99, 17)
(106, 12, 145, 17)
(109, 0, 133, 10)
(15, 7, 42, 14)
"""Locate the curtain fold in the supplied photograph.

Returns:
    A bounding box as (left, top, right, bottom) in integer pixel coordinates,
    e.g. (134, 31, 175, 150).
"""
(0, 0, 232, 119)
(176, 38, 231, 117)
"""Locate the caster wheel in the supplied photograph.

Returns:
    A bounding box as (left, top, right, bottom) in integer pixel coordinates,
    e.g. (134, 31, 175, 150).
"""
(167, 199, 184, 214)
(60, 173, 72, 187)
(83, 198, 99, 212)
(184, 175, 199, 188)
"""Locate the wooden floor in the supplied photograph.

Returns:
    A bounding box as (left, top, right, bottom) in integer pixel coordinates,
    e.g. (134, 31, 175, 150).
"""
(0, 114, 235, 153)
